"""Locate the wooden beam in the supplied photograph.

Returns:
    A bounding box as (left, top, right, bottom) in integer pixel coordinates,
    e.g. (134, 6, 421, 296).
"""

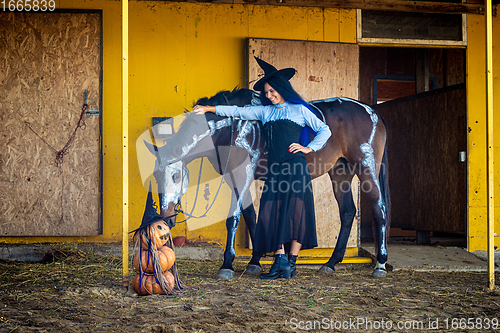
(154, 0, 488, 15)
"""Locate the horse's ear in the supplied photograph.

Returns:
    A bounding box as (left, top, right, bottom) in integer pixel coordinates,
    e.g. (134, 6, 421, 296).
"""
(144, 140, 158, 156)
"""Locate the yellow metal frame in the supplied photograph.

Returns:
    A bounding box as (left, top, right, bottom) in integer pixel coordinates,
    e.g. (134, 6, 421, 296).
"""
(485, 0, 495, 291)
(122, 0, 129, 286)
(236, 257, 372, 265)
(235, 247, 359, 258)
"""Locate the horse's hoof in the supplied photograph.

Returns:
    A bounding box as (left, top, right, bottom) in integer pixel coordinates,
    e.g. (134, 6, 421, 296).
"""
(216, 269, 235, 280)
(372, 267, 387, 278)
(318, 265, 335, 274)
(245, 264, 262, 275)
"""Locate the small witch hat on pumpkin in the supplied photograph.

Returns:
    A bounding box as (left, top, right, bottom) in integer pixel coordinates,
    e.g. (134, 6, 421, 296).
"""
(131, 183, 184, 295)
(130, 183, 164, 233)
(253, 56, 296, 91)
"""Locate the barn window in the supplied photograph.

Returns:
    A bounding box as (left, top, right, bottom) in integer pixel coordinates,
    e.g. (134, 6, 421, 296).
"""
(374, 75, 437, 104)
(357, 10, 466, 46)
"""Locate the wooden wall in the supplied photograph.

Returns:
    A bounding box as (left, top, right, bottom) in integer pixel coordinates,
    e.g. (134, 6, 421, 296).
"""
(0, 12, 101, 236)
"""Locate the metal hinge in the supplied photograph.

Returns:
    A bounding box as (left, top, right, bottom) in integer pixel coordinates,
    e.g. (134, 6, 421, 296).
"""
(84, 90, 100, 116)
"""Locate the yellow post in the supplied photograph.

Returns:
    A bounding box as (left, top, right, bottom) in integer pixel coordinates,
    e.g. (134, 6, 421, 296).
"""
(122, 0, 130, 288)
(485, 0, 495, 291)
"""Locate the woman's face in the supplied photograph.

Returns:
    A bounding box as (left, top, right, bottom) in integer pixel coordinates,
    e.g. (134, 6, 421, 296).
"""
(264, 83, 285, 105)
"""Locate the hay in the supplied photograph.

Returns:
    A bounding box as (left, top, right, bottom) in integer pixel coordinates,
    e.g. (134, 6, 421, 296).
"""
(0, 243, 122, 289)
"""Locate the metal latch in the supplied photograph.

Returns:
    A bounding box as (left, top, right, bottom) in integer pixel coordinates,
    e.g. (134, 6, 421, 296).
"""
(84, 90, 100, 116)
(459, 151, 466, 162)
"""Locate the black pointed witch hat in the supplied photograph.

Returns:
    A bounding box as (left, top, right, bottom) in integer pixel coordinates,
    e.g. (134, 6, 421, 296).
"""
(130, 183, 163, 233)
(253, 56, 296, 91)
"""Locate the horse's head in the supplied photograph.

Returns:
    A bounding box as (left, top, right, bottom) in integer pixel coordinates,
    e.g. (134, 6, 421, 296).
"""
(143, 111, 218, 227)
(144, 140, 189, 229)
(142, 87, 258, 227)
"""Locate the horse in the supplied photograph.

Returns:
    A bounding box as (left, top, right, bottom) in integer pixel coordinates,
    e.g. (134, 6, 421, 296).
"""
(143, 87, 391, 279)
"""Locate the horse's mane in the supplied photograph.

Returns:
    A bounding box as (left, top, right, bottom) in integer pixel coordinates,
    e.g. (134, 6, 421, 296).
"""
(175, 87, 255, 136)
(194, 86, 254, 107)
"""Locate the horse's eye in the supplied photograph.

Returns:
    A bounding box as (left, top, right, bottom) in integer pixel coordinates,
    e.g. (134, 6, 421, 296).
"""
(173, 172, 181, 183)
(173, 145, 182, 157)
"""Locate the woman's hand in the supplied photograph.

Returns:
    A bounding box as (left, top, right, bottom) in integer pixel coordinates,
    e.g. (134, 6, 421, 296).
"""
(193, 105, 216, 115)
(289, 143, 313, 154)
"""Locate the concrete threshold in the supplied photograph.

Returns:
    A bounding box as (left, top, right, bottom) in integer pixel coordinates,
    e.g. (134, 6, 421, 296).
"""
(361, 242, 500, 272)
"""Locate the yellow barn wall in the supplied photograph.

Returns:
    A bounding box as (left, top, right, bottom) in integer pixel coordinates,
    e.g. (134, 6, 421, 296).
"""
(0, 0, 356, 254)
(466, 12, 500, 251)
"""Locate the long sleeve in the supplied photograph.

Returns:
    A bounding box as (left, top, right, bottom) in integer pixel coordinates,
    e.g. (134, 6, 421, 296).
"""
(302, 106, 331, 152)
(215, 105, 268, 122)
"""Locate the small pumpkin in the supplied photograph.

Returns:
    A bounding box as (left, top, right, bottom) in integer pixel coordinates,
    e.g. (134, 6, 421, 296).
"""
(133, 220, 170, 250)
(163, 270, 175, 290)
(158, 246, 176, 271)
(133, 246, 175, 273)
(132, 271, 175, 295)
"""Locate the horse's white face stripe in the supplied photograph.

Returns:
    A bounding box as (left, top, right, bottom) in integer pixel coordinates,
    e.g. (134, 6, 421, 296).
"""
(160, 161, 188, 211)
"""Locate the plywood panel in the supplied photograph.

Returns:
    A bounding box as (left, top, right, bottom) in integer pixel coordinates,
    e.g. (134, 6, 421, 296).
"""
(247, 38, 360, 248)
(376, 84, 466, 232)
(0, 12, 101, 236)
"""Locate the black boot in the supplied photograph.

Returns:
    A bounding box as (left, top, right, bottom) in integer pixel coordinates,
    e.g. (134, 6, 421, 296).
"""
(288, 254, 298, 278)
(260, 254, 291, 280)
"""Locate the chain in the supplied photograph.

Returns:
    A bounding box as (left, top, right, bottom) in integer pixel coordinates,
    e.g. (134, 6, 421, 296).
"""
(25, 104, 88, 171)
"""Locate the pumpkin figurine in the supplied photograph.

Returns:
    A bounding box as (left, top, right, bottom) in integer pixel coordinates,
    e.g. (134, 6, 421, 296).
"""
(133, 220, 170, 250)
(133, 246, 175, 273)
(132, 271, 175, 296)
(130, 183, 183, 296)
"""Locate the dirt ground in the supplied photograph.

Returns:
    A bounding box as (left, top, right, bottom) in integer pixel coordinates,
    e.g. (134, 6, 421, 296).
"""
(1, 245, 500, 333)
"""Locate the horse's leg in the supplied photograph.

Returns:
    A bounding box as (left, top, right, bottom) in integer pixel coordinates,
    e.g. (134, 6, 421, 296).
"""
(239, 190, 262, 274)
(216, 190, 241, 280)
(357, 165, 389, 278)
(216, 166, 258, 279)
(319, 159, 356, 274)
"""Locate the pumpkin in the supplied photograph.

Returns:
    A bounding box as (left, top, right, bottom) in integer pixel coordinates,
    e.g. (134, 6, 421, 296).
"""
(133, 246, 175, 273)
(163, 270, 175, 290)
(158, 246, 176, 271)
(133, 220, 170, 250)
(132, 271, 175, 295)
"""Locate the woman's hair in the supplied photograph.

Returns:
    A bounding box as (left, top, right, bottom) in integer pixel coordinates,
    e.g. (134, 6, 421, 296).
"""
(258, 74, 321, 146)
(258, 75, 312, 111)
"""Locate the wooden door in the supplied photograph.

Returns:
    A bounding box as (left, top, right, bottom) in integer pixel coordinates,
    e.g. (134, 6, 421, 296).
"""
(247, 38, 360, 248)
(0, 12, 102, 236)
(376, 84, 466, 233)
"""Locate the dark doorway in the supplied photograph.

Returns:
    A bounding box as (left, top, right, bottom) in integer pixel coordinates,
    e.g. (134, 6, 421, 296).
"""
(359, 47, 466, 245)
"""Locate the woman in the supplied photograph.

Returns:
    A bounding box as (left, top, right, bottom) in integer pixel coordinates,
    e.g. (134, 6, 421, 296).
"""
(194, 57, 331, 279)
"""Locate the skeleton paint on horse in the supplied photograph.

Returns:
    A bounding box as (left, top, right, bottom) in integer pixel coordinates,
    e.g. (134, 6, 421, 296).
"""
(140, 88, 391, 280)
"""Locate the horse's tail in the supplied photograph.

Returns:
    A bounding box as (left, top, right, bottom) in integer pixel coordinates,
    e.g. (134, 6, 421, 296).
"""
(379, 119, 391, 234)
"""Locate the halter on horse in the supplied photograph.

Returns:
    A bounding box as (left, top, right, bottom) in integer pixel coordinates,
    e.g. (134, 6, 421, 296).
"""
(143, 87, 391, 279)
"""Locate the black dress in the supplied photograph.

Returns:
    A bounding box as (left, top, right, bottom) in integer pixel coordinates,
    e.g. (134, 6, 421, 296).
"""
(252, 119, 318, 255)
